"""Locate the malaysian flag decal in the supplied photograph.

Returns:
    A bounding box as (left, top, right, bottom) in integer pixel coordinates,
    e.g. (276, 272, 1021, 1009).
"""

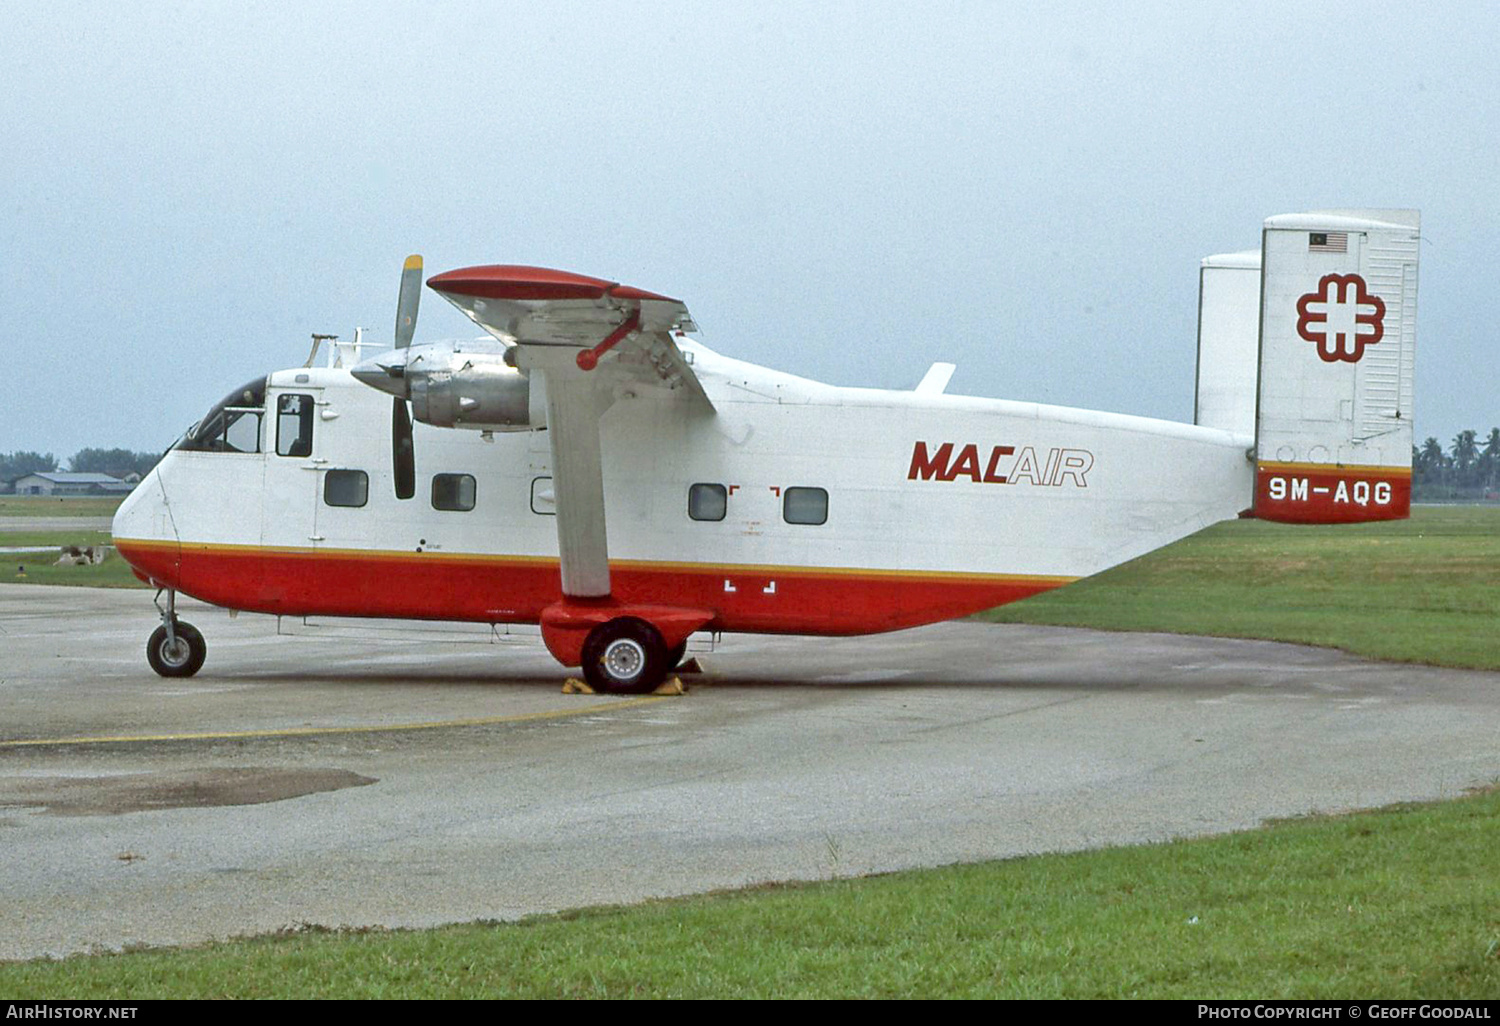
(1309, 231, 1349, 252)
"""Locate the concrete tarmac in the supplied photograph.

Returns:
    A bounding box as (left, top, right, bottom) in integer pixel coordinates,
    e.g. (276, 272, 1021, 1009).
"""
(1, 517, 115, 533)
(2, 582, 1499, 960)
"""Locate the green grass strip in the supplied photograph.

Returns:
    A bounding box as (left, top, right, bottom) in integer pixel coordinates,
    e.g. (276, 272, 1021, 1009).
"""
(3, 550, 148, 588)
(0, 530, 113, 548)
(3, 789, 1499, 998)
(979, 506, 1500, 670)
(0, 497, 124, 517)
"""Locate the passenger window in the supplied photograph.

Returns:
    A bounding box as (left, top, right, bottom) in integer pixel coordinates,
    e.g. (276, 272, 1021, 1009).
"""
(783, 487, 828, 525)
(432, 473, 476, 512)
(688, 483, 727, 522)
(277, 394, 315, 457)
(324, 469, 368, 508)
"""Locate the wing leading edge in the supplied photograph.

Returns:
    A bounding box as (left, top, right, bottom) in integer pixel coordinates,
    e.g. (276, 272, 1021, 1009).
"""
(427, 264, 712, 411)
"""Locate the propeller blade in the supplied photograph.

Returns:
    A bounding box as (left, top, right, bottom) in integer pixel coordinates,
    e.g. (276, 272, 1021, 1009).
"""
(394, 254, 423, 350)
(392, 396, 416, 500)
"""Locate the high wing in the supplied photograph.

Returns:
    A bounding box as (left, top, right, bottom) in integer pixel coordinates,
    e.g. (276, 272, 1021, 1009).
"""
(427, 265, 713, 410)
(427, 265, 715, 602)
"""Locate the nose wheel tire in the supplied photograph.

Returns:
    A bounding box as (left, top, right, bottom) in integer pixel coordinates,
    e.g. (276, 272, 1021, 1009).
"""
(581, 618, 669, 695)
(147, 621, 206, 678)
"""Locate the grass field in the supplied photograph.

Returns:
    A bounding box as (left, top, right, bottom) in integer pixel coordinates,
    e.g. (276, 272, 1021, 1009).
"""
(0, 496, 142, 587)
(3, 788, 1498, 998)
(0, 495, 125, 517)
(979, 506, 1500, 671)
(1, 532, 146, 588)
(1, 529, 112, 547)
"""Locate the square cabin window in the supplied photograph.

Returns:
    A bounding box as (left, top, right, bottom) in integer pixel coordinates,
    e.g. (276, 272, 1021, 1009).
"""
(783, 486, 828, 525)
(432, 473, 477, 512)
(688, 483, 727, 522)
(324, 469, 368, 508)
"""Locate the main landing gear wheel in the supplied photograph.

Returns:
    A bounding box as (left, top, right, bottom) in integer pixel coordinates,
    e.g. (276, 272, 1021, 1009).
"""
(147, 620, 206, 678)
(581, 618, 670, 695)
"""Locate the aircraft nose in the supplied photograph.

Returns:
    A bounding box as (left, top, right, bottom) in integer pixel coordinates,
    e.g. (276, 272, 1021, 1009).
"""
(351, 351, 410, 399)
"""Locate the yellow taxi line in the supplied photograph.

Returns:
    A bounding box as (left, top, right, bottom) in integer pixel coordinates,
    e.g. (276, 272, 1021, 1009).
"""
(0, 695, 668, 748)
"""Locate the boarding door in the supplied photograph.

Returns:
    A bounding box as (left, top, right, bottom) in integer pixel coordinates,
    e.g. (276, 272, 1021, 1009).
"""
(263, 387, 325, 551)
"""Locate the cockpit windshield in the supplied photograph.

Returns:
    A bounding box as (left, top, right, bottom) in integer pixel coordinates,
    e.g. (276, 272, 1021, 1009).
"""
(175, 376, 268, 453)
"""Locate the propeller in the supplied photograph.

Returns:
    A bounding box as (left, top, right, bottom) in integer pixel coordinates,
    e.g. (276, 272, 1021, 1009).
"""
(391, 255, 421, 500)
(395, 254, 422, 349)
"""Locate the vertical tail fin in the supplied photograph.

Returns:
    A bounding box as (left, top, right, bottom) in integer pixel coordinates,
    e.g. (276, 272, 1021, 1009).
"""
(1252, 210, 1419, 523)
(1195, 249, 1261, 438)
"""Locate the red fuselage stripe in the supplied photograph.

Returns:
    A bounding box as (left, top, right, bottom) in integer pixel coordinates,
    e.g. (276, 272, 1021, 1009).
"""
(115, 541, 1068, 635)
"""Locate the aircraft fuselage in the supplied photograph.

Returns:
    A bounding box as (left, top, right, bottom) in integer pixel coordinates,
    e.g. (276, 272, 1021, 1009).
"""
(114, 341, 1253, 637)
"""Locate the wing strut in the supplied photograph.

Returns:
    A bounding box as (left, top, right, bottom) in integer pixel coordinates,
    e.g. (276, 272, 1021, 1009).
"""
(526, 345, 614, 598)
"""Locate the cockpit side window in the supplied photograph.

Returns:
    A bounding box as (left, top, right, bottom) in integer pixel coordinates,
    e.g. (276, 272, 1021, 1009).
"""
(175, 377, 267, 454)
(276, 394, 315, 457)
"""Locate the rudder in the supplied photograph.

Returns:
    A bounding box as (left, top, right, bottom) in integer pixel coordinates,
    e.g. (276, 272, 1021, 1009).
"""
(1252, 210, 1419, 523)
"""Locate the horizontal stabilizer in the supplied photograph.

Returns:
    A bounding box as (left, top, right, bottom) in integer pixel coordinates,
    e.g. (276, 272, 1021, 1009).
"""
(1195, 250, 1260, 437)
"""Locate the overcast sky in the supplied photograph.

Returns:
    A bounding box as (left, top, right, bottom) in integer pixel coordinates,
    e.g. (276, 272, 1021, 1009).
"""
(3, 2, 1495, 461)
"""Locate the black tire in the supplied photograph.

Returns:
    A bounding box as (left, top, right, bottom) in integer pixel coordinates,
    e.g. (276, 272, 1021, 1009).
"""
(581, 618, 669, 695)
(146, 620, 206, 678)
(666, 641, 687, 671)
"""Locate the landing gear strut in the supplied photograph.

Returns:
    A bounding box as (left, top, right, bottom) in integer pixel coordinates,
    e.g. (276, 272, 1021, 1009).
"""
(147, 589, 206, 678)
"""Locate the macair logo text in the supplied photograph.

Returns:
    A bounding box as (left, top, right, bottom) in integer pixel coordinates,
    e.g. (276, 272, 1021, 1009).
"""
(907, 442, 1093, 487)
(1296, 273, 1386, 363)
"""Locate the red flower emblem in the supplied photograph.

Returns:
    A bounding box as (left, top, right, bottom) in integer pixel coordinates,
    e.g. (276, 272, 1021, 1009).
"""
(1296, 273, 1386, 363)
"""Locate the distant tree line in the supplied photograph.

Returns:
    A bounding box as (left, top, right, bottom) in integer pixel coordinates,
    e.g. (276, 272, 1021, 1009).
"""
(1412, 429, 1500, 502)
(0, 451, 58, 480)
(68, 448, 165, 479)
(1, 448, 164, 482)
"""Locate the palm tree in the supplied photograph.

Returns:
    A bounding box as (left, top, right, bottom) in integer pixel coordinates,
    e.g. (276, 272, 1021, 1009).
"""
(1419, 436, 1447, 489)
(1483, 428, 1500, 493)
(1452, 430, 1479, 490)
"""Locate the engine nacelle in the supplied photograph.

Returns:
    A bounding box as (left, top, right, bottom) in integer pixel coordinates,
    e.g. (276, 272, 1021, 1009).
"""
(410, 355, 532, 431)
(352, 340, 544, 431)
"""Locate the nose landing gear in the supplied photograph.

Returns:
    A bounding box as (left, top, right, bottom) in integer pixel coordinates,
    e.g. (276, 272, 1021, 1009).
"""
(147, 589, 206, 678)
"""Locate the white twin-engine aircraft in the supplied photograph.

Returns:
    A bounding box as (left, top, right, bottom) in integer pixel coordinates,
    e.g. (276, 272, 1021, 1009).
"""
(113, 209, 1419, 693)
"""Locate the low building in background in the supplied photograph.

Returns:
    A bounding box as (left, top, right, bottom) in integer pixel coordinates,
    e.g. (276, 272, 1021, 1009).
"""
(8, 472, 135, 496)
